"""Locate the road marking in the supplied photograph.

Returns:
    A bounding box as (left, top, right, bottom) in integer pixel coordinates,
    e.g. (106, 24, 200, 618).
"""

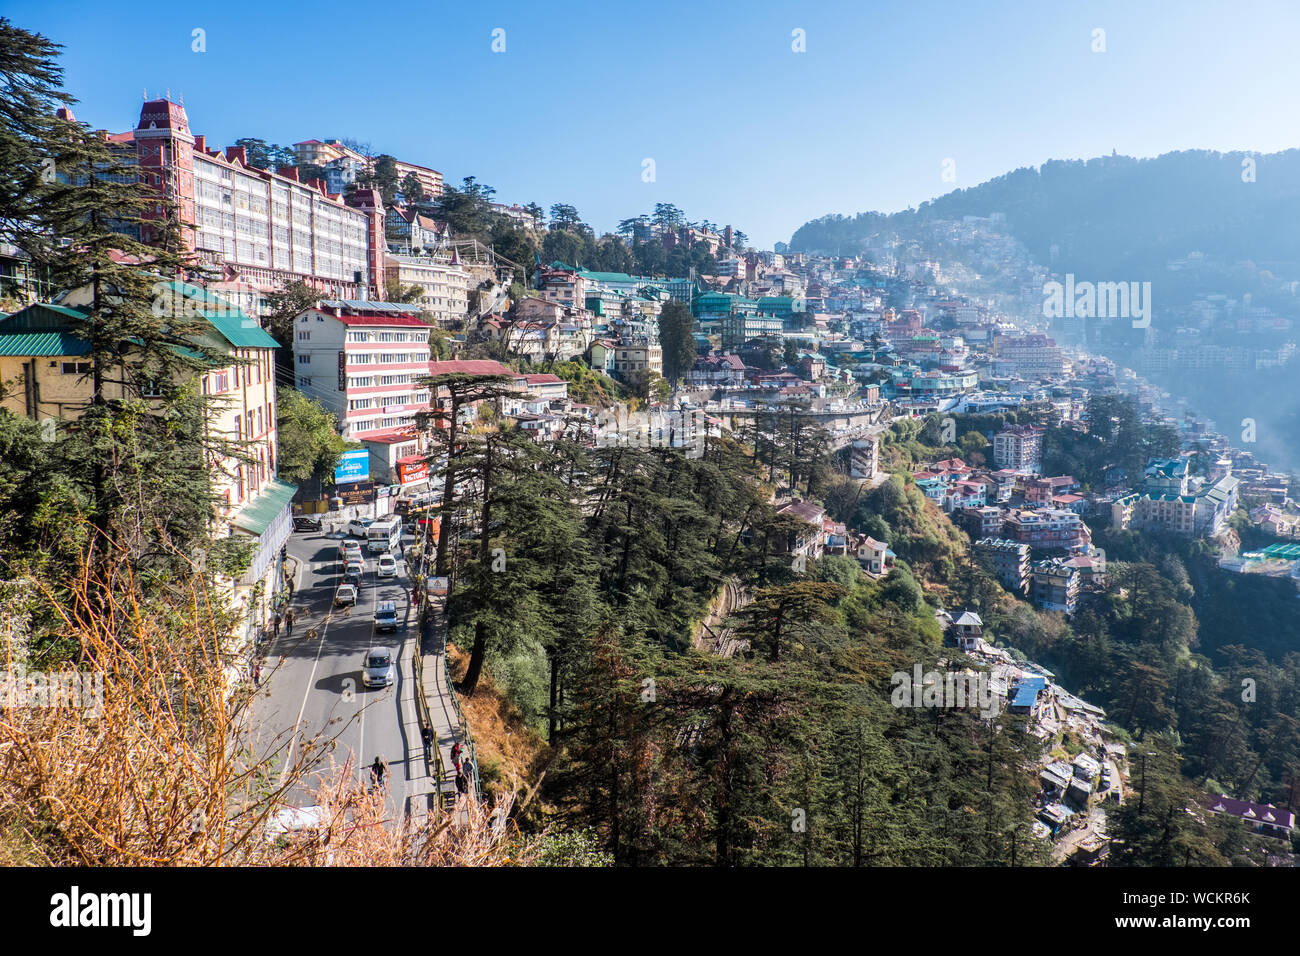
(279, 559, 334, 789)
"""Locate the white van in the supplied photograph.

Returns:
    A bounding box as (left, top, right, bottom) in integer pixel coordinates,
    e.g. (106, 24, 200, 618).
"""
(366, 515, 402, 554)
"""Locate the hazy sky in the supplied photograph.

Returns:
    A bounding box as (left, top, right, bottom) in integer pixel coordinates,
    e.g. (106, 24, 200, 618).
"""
(11, 0, 1300, 247)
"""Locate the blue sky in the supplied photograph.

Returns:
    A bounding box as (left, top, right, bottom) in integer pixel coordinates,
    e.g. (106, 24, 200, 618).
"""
(10, 0, 1300, 247)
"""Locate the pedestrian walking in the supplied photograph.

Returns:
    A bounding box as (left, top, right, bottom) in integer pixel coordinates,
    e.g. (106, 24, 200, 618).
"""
(285, 608, 295, 635)
(455, 770, 467, 795)
(451, 741, 462, 773)
(273, 611, 281, 638)
(421, 725, 433, 761)
(251, 660, 261, 687)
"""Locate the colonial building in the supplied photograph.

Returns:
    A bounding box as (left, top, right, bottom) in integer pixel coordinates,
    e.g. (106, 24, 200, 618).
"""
(0, 282, 293, 637)
(126, 100, 384, 301)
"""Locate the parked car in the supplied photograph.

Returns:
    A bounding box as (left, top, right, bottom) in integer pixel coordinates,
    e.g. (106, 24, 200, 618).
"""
(334, 584, 357, 607)
(376, 554, 398, 578)
(293, 515, 322, 532)
(347, 518, 374, 538)
(362, 646, 395, 688)
(374, 601, 399, 633)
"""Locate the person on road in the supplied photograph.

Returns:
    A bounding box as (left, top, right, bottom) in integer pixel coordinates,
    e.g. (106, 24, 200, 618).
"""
(273, 611, 281, 638)
(455, 770, 467, 795)
(451, 741, 462, 773)
(421, 726, 433, 761)
(370, 756, 387, 789)
(285, 608, 295, 635)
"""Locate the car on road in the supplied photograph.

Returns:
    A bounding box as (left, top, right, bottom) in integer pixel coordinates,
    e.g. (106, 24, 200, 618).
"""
(342, 539, 362, 559)
(347, 518, 374, 538)
(266, 805, 326, 845)
(362, 646, 395, 687)
(344, 561, 363, 586)
(293, 515, 322, 532)
(335, 584, 358, 607)
(376, 554, 398, 578)
(374, 600, 399, 632)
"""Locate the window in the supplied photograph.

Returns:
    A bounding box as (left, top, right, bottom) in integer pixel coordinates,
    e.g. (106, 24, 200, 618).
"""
(298, 330, 310, 340)
(297, 353, 311, 365)
(141, 379, 163, 398)
(61, 361, 91, 375)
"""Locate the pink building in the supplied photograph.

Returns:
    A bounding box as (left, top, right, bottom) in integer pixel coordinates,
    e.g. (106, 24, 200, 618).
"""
(124, 99, 385, 302)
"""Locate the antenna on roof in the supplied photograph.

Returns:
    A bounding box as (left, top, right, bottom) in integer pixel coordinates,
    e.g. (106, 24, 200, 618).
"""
(143, 87, 148, 100)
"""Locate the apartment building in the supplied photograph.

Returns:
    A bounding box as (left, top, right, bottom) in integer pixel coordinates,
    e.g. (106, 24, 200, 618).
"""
(974, 538, 1030, 596)
(1111, 457, 1240, 538)
(958, 505, 1006, 539)
(1030, 557, 1080, 614)
(612, 338, 663, 378)
(293, 139, 367, 168)
(776, 500, 827, 560)
(537, 268, 588, 313)
(392, 159, 444, 199)
(294, 141, 444, 199)
(1003, 508, 1092, 551)
(128, 100, 383, 301)
(385, 254, 470, 326)
(991, 332, 1068, 379)
(992, 424, 1044, 472)
(293, 300, 434, 440)
(490, 203, 540, 229)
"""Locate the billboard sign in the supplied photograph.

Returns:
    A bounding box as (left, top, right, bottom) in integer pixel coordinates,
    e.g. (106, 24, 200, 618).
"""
(334, 449, 370, 485)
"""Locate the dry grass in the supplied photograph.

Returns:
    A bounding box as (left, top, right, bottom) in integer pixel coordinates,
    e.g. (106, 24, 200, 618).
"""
(0, 547, 542, 866)
(446, 643, 551, 802)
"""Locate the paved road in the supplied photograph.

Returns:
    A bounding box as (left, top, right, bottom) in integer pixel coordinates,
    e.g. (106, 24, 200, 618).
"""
(246, 526, 426, 820)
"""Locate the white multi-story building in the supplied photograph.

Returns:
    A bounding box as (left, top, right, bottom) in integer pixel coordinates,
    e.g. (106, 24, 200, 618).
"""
(993, 425, 1044, 472)
(293, 300, 435, 441)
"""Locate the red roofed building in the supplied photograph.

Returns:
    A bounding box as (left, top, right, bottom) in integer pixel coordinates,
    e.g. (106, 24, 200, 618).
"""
(522, 373, 569, 401)
(293, 301, 436, 440)
(121, 99, 383, 302)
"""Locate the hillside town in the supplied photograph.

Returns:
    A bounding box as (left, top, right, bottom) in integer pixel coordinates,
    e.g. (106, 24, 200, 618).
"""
(3, 59, 1298, 877)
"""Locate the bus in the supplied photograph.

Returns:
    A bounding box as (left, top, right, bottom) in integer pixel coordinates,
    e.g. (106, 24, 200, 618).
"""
(366, 515, 402, 554)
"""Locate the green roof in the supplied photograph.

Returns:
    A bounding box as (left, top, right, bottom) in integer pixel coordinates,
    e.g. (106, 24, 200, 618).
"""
(229, 478, 298, 537)
(0, 331, 91, 356)
(577, 269, 638, 284)
(159, 281, 279, 350)
(0, 302, 91, 331)
(0, 304, 93, 355)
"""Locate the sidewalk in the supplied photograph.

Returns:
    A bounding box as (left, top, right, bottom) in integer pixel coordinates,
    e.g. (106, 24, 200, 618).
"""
(415, 599, 473, 821)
